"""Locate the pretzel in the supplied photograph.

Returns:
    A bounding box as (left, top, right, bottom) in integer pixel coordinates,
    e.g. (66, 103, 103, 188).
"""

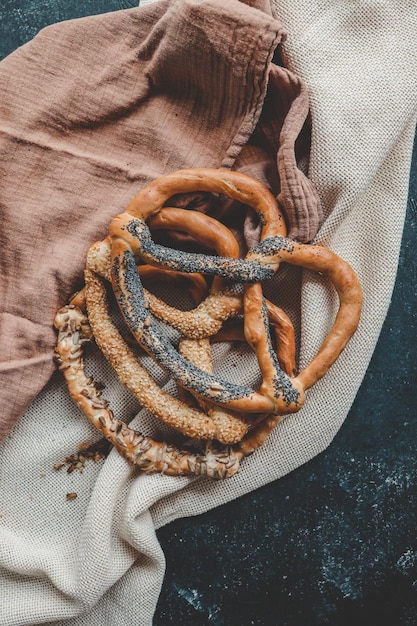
(81, 203, 290, 442)
(53, 306, 241, 478)
(54, 168, 362, 477)
(109, 169, 361, 408)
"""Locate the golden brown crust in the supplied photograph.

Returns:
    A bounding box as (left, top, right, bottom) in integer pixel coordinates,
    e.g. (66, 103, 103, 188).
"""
(125, 168, 286, 240)
(247, 240, 363, 390)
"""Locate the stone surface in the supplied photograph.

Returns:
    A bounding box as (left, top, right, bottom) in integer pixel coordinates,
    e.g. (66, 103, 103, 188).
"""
(0, 0, 137, 59)
(1, 3, 416, 624)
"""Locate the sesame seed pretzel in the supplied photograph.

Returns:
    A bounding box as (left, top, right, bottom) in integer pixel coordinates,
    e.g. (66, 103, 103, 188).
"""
(84, 211, 258, 444)
(86, 206, 297, 444)
(54, 168, 362, 477)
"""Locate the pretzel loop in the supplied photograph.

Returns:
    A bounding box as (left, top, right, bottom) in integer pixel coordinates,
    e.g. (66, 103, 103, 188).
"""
(247, 235, 363, 390)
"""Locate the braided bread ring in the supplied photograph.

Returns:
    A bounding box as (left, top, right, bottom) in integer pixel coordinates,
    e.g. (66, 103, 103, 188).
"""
(53, 306, 241, 478)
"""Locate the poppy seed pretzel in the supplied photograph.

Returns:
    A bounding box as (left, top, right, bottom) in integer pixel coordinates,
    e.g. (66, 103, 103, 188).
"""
(96, 170, 361, 414)
(109, 169, 305, 415)
(108, 169, 361, 417)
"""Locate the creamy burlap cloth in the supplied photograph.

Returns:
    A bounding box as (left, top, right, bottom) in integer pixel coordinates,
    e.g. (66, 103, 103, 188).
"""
(0, 1, 416, 624)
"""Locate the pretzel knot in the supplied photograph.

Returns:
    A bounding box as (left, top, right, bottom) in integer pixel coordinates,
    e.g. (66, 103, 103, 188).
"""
(54, 169, 362, 478)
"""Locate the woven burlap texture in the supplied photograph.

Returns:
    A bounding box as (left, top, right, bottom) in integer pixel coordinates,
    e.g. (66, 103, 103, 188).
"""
(0, 1, 416, 625)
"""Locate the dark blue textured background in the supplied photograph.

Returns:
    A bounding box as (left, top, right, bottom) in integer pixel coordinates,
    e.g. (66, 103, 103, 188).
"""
(1, 2, 416, 624)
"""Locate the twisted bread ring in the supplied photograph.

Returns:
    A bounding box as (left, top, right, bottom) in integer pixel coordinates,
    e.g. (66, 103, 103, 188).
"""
(109, 169, 361, 414)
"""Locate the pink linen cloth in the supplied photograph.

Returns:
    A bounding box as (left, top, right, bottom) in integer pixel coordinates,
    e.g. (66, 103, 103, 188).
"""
(0, 0, 320, 442)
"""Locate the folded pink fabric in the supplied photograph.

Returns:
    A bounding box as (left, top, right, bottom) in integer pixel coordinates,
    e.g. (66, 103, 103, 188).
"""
(0, 0, 321, 442)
